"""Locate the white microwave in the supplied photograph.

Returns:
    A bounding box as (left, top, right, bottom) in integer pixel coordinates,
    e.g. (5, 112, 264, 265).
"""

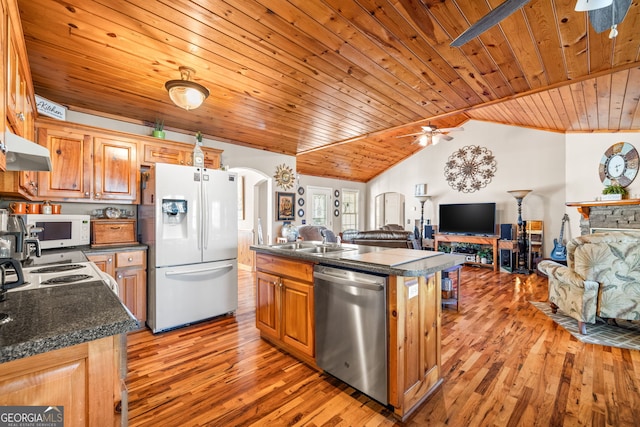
(23, 214, 91, 249)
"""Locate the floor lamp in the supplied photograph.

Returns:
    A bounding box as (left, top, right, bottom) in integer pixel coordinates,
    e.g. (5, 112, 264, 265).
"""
(507, 189, 532, 274)
(415, 194, 430, 241)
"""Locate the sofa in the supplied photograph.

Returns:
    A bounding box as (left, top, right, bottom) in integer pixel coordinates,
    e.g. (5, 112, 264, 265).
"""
(341, 228, 420, 249)
(537, 231, 640, 334)
(297, 225, 337, 243)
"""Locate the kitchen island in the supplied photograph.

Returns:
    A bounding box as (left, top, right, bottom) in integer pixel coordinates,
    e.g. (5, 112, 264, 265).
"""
(0, 280, 138, 425)
(251, 242, 464, 421)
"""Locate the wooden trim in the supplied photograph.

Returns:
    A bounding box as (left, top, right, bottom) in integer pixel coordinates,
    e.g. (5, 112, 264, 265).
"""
(566, 199, 640, 219)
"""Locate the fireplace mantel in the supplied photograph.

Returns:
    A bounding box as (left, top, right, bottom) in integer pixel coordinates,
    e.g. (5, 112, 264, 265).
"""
(566, 199, 640, 219)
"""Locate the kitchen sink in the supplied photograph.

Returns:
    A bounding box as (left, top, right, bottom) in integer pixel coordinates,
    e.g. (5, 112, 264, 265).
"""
(269, 242, 355, 255)
(296, 245, 353, 254)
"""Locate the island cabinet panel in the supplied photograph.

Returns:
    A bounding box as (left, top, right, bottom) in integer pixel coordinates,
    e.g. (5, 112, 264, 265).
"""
(256, 270, 280, 340)
(255, 254, 316, 364)
(388, 273, 442, 421)
(0, 335, 124, 427)
(37, 127, 92, 199)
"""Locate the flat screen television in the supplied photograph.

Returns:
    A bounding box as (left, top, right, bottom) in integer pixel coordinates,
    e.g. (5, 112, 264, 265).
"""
(438, 202, 497, 236)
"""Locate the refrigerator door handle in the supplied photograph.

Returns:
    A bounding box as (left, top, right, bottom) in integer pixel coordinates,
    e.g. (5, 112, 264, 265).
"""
(164, 264, 234, 277)
(203, 179, 209, 250)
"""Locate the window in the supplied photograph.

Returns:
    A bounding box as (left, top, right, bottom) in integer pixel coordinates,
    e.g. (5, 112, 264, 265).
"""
(308, 186, 332, 227)
(341, 189, 359, 231)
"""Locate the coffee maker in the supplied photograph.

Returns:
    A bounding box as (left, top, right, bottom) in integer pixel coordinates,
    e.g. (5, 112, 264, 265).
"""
(0, 210, 27, 298)
(0, 214, 41, 262)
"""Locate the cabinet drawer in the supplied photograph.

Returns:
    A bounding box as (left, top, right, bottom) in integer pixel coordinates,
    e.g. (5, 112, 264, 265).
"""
(256, 254, 314, 283)
(91, 219, 137, 247)
(115, 250, 145, 268)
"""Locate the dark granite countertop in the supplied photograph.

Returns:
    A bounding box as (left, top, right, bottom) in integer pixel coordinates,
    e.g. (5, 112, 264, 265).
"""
(0, 281, 139, 363)
(251, 243, 465, 276)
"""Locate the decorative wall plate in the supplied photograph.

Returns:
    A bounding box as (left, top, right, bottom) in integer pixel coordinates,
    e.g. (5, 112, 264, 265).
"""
(599, 142, 639, 187)
(274, 164, 295, 190)
(334, 199, 340, 207)
(334, 189, 340, 197)
(334, 209, 340, 217)
(298, 208, 305, 217)
(444, 145, 497, 193)
(298, 198, 304, 206)
(297, 186, 305, 195)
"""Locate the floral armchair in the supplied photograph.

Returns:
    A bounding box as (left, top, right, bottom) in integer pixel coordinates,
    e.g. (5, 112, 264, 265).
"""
(537, 231, 640, 334)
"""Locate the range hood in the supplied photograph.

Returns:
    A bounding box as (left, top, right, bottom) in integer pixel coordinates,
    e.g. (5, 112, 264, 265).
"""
(4, 130, 52, 171)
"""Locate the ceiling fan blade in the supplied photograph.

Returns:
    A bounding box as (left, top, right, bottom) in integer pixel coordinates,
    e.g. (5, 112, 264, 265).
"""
(450, 0, 531, 47)
(436, 126, 464, 133)
(439, 134, 454, 142)
(397, 132, 426, 138)
(588, 0, 631, 33)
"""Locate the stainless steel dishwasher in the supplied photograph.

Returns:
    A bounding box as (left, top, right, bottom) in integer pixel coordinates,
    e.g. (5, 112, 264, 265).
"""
(314, 265, 388, 404)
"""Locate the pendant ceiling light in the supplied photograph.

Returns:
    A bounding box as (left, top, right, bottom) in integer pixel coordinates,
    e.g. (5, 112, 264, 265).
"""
(575, 0, 612, 11)
(165, 66, 209, 110)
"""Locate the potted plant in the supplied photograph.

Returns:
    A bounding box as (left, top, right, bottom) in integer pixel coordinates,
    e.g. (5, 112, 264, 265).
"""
(602, 184, 627, 201)
(152, 118, 165, 139)
(478, 248, 492, 265)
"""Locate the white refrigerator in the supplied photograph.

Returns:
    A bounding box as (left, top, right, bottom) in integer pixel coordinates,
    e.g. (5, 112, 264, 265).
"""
(139, 163, 238, 333)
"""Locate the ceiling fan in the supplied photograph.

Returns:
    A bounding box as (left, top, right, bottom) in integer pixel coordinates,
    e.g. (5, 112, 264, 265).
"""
(397, 124, 464, 147)
(450, 0, 631, 47)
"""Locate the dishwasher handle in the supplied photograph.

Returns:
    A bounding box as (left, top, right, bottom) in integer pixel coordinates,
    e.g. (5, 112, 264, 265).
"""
(314, 270, 384, 291)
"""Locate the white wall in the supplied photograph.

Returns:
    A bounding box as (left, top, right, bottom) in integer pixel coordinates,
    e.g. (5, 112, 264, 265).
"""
(368, 120, 567, 253)
(565, 132, 640, 239)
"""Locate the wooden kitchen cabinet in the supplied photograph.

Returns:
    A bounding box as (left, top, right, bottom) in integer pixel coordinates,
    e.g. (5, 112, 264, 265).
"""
(255, 253, 315, 364)
(0, 334, 125, 427)
(142, 138, 222, 169)
(36, 126, 92, 199)
(87, 248, 147, 324)
(35, 119, 139, 203)
(0, 0, 38, 196)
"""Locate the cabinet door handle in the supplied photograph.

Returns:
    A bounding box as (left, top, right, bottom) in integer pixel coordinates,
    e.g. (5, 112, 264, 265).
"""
(95, 192, 101, 198)
(108, 258, 113, 263)
(117, 274, 123, 280)
(84, 192, 90, 197)
(110, 226, 122, 230)
(127, 257, 133, 262)
(16, 112, 24, 121)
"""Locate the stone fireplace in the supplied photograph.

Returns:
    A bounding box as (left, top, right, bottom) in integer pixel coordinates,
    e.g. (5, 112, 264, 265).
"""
(571, 202, 640, 235)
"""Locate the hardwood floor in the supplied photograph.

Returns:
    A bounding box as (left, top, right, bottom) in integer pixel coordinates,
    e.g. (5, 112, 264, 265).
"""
(126, 267, 640, 426)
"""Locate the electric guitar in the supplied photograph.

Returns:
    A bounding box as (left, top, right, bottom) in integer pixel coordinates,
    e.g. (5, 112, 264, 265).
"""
(550, 214, 569, 261)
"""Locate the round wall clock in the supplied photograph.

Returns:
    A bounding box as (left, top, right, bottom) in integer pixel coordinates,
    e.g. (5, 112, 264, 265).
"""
(444, 145, 497, 193)
(274, 164, 295, 190)
(599, 142, 639, 187)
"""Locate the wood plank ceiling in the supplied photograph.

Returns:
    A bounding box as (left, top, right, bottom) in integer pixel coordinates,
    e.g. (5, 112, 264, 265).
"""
(17, 0, 640, 182)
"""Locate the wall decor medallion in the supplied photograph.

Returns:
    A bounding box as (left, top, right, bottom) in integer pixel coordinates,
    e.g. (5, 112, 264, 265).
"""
(297, 186, 305, 195)
(274, 164, 295, 190)
(298, 208, 305, 217)
(599, 142, 639, 187)
(444, 145, 497, 193)
(298, 198, 305, 206)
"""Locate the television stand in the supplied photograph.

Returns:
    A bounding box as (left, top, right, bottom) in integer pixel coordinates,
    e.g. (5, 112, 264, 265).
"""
(434, 234, 500, 272)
